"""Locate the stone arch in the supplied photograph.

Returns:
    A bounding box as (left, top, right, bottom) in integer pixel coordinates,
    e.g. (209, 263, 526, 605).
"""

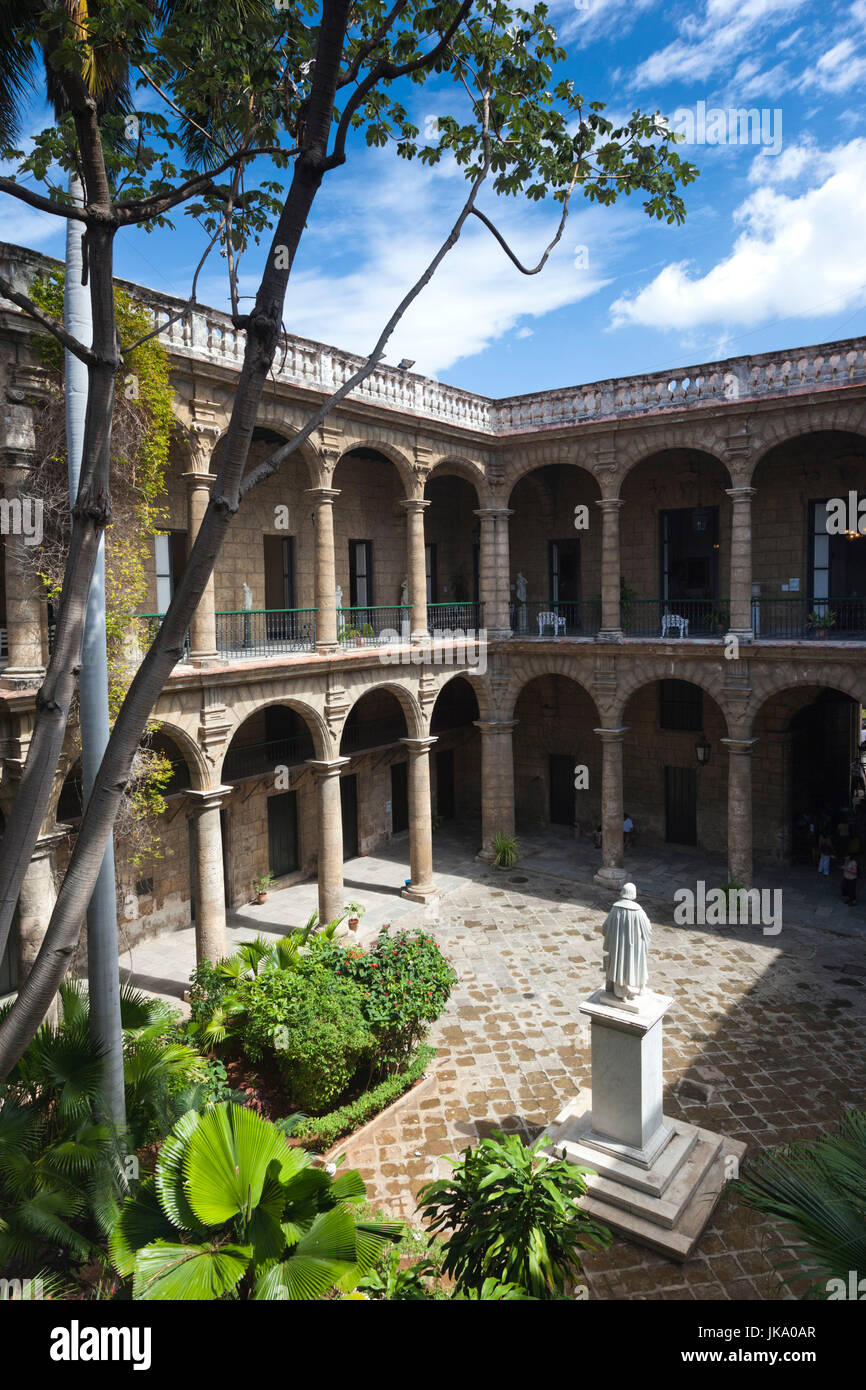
(618, 442, 733, 495)
(218, 692, 331, 772)
(332, 439, 416, 497)
(748, 404, 866, 481)
(747, 665, 866, 738)
(147, 716, 210, 791)
(426, 667, 494, 728)
(426, 455, 486, 504)
(336, 674, 425, 744)
(500, 654, 601, 724)
(209, 417, 323, 488)
(503, 447, 600, 503)
(612, 661, 732, 731)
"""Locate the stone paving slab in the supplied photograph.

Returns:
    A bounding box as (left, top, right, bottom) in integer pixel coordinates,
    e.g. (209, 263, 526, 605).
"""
(328, 858, 866, 1301)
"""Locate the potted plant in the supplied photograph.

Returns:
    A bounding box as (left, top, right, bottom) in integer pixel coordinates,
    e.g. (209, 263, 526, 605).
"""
(345, 899, 366, 932)
(252, 871, 274, 904)
(807, 608, 837, 639)
(709, 605, 729, 635)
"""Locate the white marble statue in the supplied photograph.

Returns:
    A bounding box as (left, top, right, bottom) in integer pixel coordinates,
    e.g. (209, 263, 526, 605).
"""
(516, 572, 527, 603)
(400, 575, 409, 607)
(242, 581, 253, 611)
(601, 882, 652, 1001)
(335, 583, 343, 611)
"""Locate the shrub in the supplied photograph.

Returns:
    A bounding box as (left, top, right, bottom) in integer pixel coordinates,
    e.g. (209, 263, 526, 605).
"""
(288, 1045, 435, 1150)
(491, 830, 517, 868)
(328, 929, 457, 1069)
(416, 1130, 611, 1299)
(241, 969, 374, 1113)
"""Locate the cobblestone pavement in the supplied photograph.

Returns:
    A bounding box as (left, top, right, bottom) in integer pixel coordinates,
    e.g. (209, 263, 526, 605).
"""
(332, 859, 866, 1301)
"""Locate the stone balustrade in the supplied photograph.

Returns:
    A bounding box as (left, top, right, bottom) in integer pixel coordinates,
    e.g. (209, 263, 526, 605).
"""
(3, 241, 865, 438)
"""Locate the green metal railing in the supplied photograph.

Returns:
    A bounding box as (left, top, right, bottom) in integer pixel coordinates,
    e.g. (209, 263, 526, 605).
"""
(752, 596, 866, 640)
(620, 598, 727, 638)
(428, 601, 484, 633)
(338, 605, 410, 647)
(216, 608, 316, 657)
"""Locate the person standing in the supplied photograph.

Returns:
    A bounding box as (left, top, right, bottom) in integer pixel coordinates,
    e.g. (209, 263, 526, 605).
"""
(841, 852, 858, 905)
(818, 831, 834, 877)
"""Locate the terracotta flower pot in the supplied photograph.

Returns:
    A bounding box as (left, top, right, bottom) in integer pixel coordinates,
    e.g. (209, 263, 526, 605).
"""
(255, 892, 267, 904)
(348, 916, 360, 931)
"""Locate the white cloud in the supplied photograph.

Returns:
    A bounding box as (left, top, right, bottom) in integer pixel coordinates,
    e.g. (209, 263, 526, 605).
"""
(610, 138, 866, 331)
(212, 155, 618, 377)
(633, 0, 807, 87)
(799, 38, 866, 93)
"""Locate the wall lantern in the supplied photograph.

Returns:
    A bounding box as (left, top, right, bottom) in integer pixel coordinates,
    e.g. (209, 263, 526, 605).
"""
(695, 733, 711, 766)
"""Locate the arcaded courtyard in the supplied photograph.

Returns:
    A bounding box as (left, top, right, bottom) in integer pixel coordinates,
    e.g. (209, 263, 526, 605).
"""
(128, 829, 866, 1301)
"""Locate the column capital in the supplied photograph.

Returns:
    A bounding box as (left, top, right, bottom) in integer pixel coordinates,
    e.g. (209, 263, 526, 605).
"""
(306, 756, 351, 779)
(400, 735, 437, 754)
(305, 486, 341, 504)
(400, 496, 431, 515)
(31, 826, 71, 860)
(186, 785, 233, 811)
(474, 719, 517, 735)
(595, 496, 624, 512)
(721, 737, 758, 755)
(725, 486, 757, 502)
(474, 506, 513, 520)
(594, 726, 628, 742)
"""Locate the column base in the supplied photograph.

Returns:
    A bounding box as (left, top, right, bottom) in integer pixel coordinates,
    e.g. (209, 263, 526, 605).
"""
(593, 864, 627, 889)
(596, 628, 624, 643)
(189, 650, 219, 667)
(401, 881, 441, 904)
(486, 626, 512, 641)
(724, 628, 753, 645)
(315, 641, 339, 656)
(410, 630, 432, 645)
(2, 666, 45, 689)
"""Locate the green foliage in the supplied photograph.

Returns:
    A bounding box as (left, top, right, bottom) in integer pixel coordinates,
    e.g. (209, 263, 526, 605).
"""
(733, 1110, 866, 1298)
(492, 830, 518, 868)
(325, 930, 457, 1070)
(417, 1131, 611, 1299)
(109, 1102, 402, 1299)
(357, 1246, 437, 1301)
(242, 969, 374, 1114)
(288, 1045, 435, 1151)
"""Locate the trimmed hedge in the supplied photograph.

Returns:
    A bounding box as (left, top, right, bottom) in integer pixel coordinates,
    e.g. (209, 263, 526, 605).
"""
(284, 1045, 435, 1151)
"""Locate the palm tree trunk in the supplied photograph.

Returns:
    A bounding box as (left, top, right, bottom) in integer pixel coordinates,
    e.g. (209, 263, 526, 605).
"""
(64, 177, 126, 1128)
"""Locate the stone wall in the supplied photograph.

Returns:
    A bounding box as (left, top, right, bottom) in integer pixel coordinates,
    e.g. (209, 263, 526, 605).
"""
(508, 465, 602, 609)
(513, 674, 602, 834)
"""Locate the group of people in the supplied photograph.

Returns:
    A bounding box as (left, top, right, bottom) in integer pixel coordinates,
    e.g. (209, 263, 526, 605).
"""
(593, 815, 635, 850)
(796, 810, 862, 906)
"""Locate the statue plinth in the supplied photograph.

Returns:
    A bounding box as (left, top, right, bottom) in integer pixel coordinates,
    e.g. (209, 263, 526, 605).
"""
(542, 985, 745, 1261)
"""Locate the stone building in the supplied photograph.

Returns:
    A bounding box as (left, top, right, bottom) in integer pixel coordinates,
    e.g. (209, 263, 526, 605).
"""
(2, 241, 865, 993)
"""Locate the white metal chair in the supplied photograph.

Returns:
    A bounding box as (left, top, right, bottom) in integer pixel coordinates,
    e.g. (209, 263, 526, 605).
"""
(661, 611, 689, 638)
(537, 610, 567, 636)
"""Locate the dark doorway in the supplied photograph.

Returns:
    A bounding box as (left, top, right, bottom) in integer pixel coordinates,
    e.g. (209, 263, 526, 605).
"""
(549, 753, 576, 826)
(391, 761, 409, 834)
(349, 540, 374, 608)
(220, 808, 232, 905)
(436, 748, 456, 820)
(267, 791, 299, 878)
(188, 818, 196, 922)
(341, 774, 359, 860)
(665, 766, 697, 845)
(790, 691, 858, 816)
(263, 534, 295, 631)
(549, 539, 581, 602)
(426, 543, 438, 605)
(660, 507, 719, 631)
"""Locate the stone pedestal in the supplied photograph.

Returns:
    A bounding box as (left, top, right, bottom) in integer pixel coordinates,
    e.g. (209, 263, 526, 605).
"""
(542, 988, 745, 1261)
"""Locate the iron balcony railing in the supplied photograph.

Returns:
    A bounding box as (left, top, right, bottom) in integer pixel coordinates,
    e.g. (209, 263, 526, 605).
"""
(216, 607, 317, 658)
(510, 599, 602, 637)
(620, 598, 728, 639)
(223, 735, 315, 782)
(752, 596, 866, 641)
(338, 605, 410, 648)
(427, 601, 484, 633)
(341, 716, 407, 753)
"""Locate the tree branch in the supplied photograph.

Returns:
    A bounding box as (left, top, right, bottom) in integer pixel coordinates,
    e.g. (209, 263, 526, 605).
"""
(336, 0, 411, 88)
(0, 177, 88, 221)
(115, 146, 291, 224)
(470, 165, 579, 275)
(0, 273, 108, 366)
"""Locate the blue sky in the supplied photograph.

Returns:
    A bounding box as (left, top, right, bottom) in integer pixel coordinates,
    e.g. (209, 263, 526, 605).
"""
(3, 0, 866, 397)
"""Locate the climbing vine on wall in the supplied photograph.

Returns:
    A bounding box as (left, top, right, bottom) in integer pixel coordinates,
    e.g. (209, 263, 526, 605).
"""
(26, 269, 176, 873)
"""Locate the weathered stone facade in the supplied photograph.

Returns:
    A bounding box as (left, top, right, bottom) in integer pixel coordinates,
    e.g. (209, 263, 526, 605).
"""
(2, 240, 865, 986)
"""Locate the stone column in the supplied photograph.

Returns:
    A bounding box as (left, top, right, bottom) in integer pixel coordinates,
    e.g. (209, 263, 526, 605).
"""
(474, 508, 512, 637)
(400, 736, 440, 902)
(307, 487, 340, 653)
(401, 498, 430, 642)
(17, 828, 65, 986)
(596, 498, 624, 640)
(475, 719, 516, 856)
(726, 487, 756, 641)
(594, 727, 627, 888)
(187, 786, 231, 964)
(184, 467, 218, 664)
(308, 757, 350, 927)
(722, 737, 756, 886)
(3, 452, 46, 685)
